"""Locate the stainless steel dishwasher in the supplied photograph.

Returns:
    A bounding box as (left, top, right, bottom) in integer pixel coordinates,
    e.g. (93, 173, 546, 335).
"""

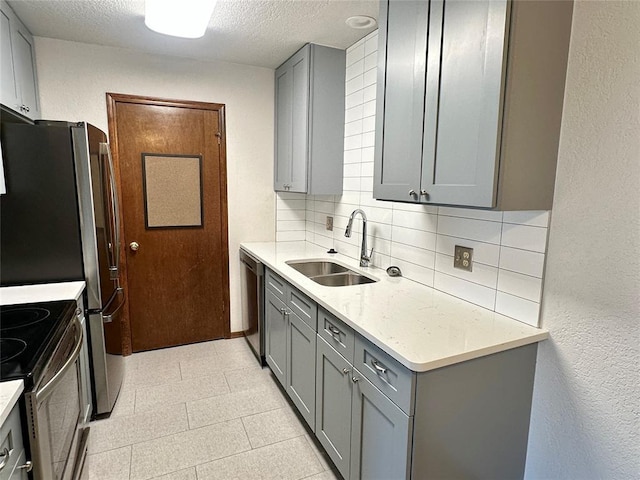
(240, 248, 265, 365)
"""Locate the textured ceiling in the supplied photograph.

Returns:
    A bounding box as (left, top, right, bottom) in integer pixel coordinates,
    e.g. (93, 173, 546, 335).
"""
(7, 0, 379, 68)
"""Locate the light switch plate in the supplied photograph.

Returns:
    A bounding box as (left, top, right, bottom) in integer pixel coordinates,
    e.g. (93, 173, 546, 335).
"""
(454, 245, 473, 272)
(326, 216, 333, 231)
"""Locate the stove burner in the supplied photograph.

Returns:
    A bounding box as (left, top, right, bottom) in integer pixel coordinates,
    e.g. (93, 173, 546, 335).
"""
(0, 338, 28, 363)
(1, 307, 51, 331)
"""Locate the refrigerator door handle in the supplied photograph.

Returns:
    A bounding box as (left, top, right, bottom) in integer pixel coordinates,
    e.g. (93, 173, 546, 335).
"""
(102, 287, 125, 323)
(100, 142, 121, 280)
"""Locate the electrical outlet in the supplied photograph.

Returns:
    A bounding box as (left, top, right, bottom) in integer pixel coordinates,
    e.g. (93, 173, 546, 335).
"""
(454, 245, 473, 272)
(326, 216, 333, 231)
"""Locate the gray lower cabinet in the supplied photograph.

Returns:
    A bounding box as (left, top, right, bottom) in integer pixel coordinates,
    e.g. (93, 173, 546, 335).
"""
(0, 403, 28, 479)
(374, 0, 573, 210)
(264, 270, 317, 430)
(316, 336, 411, 480)
(274, 43, 345, 194)
(0, 0, 40, 120)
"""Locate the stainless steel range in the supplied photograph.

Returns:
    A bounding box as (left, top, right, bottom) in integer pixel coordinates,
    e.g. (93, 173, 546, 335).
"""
(1, 300, 89, 480)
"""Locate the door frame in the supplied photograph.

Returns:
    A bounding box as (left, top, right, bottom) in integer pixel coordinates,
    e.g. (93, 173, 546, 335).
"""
(106, 92, 231, 355)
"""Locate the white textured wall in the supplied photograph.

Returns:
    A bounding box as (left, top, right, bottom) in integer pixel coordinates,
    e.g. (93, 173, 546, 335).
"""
(525, 1, 640, 478)
(34, 37, 275, 333)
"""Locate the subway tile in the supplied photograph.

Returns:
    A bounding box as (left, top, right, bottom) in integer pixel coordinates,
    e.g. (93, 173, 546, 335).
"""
(343, 177, 361, 192)
(366, 205, 393, 225)
(276, 231, 306, 242)
(344, 149, 362, 164)
(346, 75, 364, 95)
(305, 230, 315, 243)
(314, 233, 334, 249)
(364, 51, 377, 72)
(392, 209, 438, 233)
(393, 202, 438, 214)
(362, 115, 376, 133)
(348, 35, 366, 52)
(344, 134, 363, 151)
(502, 210, 550, 227)
(363, 99, 377, 117)
(365, 32, 379, 56)
(501, 223, 548, 253)
(438, 206, 503, 222)
(371, 251, 391, 270)
(437, 215, 502, 244)
(497, 270, 543, 302)
(314, 211, 331, 225)
(390, 243, 436, 269)
(277, 220, 306, 232)
(361, 146, 375, 162)
(362, 131, 375, 148)
(363, 68, 377, 87)
(436, 235, 501, 267)
(345, 105, 363, 123)
(361, 161, 374, 177)
(344, 119, 363, 137)
(367, 234, 391, 255)
(333, 239, 360, 260)
(495, 292, 540, 327)
(346, 43, 365, 66)
(314, 200, 335, 215)
(391, 225, 437, 250)
(499, 246, 545, 277)
(276, 208, 306, 221)
(360, 176, 374, 193)
(434, 272, 496, 310)
(276, 191, 306, 201)
(434, 253, 498, 289)
(276, 198, 306, 211)
(363, 84, 376, 103)
(343, 162, 362, 178)
(389, 258, 435, 287)
(314, 195, 335, 203)
(335, 191, 360, 206)
(346, 59, 364, 81)
(346, 90, 364, 109)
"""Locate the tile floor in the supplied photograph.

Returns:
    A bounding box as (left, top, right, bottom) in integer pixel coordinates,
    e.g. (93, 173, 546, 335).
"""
(82, 338, 340, 480)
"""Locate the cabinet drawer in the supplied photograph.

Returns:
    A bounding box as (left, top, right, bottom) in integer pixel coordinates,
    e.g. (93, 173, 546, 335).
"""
(318, 308, 354, 363)
(354, 336, 415, 415)
(0, 403, 25, 480)
(287, 286, 317, 330)
(265, 268, 286, 301)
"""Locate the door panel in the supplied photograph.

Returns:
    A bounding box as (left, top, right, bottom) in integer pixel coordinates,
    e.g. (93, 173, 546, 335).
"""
(422, 0, 509, 207)
(265, 290, 287, 386)
(111, 97, 228, 351)
(286, 312, 316, 429)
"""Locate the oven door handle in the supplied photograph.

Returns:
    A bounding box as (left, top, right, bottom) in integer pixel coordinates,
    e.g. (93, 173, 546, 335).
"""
(35, 317, 83, 403)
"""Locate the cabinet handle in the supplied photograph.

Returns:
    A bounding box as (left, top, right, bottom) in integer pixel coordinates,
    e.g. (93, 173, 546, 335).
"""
(342, 368, 350, 374)
(408, 189, 416, 197)
(420, 189, 429, 197)
(371, 359, 387, 374)
(0, 447, 10, 471)
(328, 325, 342, 337)
(352, 376, 360, 383)
(18, 461, 33, 473)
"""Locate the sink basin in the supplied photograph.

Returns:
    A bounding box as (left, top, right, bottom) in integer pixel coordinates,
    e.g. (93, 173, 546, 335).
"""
(312, 272, 377, 287)
(286, 260, 349, 277)
(286, 260, 378, 287)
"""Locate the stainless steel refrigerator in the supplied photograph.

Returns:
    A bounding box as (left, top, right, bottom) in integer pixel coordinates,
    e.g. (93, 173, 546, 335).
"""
(0, 120, 125, 416)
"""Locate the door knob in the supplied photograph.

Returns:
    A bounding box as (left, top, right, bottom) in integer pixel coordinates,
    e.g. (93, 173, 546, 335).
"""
(129, 242, 140, 252)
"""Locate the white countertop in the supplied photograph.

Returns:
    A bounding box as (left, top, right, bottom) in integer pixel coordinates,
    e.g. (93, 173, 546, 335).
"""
(241, 241, 548, 373)
(0, 281, 85, 305)
(0, 380, 23, 426)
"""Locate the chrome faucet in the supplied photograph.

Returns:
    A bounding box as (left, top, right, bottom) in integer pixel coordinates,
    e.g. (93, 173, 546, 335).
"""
(345, 209, 373, 267)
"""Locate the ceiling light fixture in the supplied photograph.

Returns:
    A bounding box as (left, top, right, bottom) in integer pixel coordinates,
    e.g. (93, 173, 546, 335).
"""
(145, 0, 217, 39)
(345, 15, 377, 30)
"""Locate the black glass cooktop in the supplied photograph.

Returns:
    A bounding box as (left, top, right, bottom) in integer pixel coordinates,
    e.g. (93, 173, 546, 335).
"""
(0, 300, 76, 386)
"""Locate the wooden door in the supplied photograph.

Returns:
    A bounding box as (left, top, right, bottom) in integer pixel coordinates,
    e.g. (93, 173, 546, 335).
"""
(107, 94, 229, 352)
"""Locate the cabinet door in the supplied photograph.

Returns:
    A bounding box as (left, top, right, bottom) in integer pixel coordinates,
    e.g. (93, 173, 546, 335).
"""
(373, 0, 429, 202)
(286, 312, 316, 430)
(11, 18, 39, 119)
(350, 371, 412, 480)
(315, 336, 353, 479)
(265, 290, 287, 386)
(421, 0, 509, 207)
(0, 6, 19, 111)
(274, 46, 309, 193)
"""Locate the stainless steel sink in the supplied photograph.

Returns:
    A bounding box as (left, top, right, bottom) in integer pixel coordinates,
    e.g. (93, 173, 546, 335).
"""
(286, 260, 378, 287)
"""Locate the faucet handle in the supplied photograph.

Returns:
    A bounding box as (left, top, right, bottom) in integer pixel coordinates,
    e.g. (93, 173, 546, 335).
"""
(364, 248, 374, 261)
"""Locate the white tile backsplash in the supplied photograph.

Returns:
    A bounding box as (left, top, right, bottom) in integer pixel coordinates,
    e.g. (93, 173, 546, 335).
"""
(275, 30, 551, 327)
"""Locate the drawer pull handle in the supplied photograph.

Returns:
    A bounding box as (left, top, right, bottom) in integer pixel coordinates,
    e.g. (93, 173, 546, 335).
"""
(328, 325, 342, 336)
(0, 447, 10, 471)
(18, 461, 33, 473)
(352, 376, 360, 383)
(342, 368, 350, 375)
(371, 359, 387, 374)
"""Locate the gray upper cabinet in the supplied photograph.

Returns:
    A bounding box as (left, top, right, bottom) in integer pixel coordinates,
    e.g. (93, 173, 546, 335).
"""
(374, 0, 573, 210)
(0, 0, 40, 120)
(274, 43, 346, 194)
